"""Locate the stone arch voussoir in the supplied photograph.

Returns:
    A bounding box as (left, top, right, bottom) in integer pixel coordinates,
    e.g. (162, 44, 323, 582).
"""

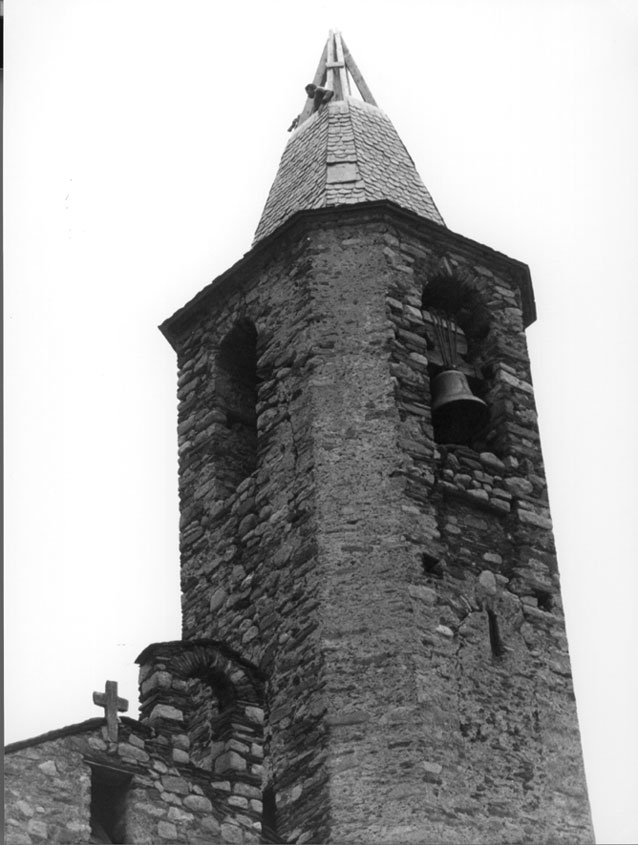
(137, 639, 264, 705)
(424, 256, 492, 341)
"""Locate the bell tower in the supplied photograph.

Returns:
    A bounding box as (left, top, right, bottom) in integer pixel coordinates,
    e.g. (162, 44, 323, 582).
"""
(157, 31, 593, 844)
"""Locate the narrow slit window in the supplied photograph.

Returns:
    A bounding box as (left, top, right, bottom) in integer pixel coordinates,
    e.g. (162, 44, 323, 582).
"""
(262, 783, 279, 842)
(487, 609, 505, 657)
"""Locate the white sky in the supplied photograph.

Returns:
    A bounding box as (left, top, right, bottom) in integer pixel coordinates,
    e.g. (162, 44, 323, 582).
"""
(4, 1, 638, 842)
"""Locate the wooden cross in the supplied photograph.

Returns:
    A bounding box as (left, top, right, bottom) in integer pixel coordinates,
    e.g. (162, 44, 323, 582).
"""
(92, 680, 128, 742)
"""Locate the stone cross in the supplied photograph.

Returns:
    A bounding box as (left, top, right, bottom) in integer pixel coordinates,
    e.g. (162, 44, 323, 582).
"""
(92, 680, 128, 742)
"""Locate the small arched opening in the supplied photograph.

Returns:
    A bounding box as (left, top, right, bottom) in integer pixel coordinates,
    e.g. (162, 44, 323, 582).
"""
(151, 641, 277, 835)
(187, 668, 236, 770)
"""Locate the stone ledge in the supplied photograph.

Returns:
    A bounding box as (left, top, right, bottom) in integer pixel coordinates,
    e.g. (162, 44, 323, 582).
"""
(437, 481, 511, 516)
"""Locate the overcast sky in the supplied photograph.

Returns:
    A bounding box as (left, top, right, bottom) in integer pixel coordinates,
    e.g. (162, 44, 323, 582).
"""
(5, 2, 638, 842)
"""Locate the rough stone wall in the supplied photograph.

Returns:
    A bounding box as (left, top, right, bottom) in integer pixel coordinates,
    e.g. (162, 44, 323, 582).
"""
(4, 718, 259, 845)
(380, 222, 593, 843)
(136, 639, 266, 830)
(297, 222, 437, 843)
(173, 228, 330, 842)
(167, 205, 593, 844)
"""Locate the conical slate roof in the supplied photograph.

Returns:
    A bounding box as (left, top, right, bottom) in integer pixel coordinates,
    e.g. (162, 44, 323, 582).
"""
(253, 31, 445, 244)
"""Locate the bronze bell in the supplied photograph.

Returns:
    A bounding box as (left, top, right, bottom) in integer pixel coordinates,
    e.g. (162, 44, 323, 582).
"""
(431, 369, 489, 445)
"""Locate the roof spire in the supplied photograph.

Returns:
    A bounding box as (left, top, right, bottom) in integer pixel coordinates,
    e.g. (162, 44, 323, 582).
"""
(254, 32, 445, 243)
(296, 30, 377, 128)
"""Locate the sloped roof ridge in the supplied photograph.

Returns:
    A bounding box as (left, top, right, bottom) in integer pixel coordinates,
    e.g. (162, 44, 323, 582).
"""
(4, 716, 151, 753)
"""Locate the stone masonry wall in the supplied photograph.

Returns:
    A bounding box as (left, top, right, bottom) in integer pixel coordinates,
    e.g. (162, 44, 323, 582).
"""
(5, 205, 592, 845)
(165, 205, 593, 844)
(172, 227, 330, 843)
(4, 717, 260, 845)
(380, 221, 593, 843)
(303, 221, 440, 843)
(135, 639, 266, 832)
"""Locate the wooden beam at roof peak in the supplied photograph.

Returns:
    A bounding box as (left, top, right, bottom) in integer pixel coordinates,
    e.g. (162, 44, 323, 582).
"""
(334, 31, 351, 98)
(326, 30, 339, 99)
(298, 40, 329, 126)
(341, 36, 377, 106)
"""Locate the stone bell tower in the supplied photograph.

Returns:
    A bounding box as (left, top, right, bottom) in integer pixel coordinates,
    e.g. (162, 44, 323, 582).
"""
(155, 30, 593, 844)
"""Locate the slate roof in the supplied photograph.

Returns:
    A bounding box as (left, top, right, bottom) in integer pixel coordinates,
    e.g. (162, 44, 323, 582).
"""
(254, 97, 445, 244)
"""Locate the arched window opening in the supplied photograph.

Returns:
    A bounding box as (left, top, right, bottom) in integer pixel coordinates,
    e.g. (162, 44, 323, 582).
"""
(216, 319, 259, 492)
(138, 642, 267, 806)
(422, 275, 491, 347)
(187, 670, 236, 771)
(424, 310, 488, 447)
(422, 279, 492, 450)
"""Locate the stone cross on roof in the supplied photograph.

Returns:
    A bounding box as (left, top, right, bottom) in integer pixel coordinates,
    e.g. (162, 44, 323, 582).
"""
(92, 680, 128, 742)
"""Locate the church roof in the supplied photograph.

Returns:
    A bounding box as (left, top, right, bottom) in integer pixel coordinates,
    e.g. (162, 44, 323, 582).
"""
(4, 716, 151, 753)
(253, 31, 444, 244)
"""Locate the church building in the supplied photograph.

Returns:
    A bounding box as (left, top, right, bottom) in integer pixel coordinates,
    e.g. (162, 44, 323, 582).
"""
(4, 31, 594, 845)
